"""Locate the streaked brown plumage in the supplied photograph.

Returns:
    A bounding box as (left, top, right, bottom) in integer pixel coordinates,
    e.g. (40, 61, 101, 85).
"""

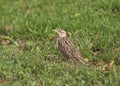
(54, 29, 89, 65)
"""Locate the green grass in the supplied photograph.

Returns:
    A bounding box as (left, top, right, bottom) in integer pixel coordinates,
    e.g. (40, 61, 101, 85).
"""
(0, 0, 120, 85)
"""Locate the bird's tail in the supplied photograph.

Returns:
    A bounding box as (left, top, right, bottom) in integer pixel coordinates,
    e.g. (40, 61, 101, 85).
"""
(77, 55, 91, 66)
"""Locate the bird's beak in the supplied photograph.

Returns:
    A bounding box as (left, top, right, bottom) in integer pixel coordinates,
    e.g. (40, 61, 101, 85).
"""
(53, 29, 58, 34)
(53, 29, 57, 32)
(53, 29, 59, 36)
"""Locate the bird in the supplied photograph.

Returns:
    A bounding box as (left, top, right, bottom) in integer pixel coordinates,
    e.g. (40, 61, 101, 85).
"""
(54, 29, 90, 66)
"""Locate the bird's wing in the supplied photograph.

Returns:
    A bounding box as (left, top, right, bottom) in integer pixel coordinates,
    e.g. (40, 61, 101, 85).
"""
(57, 37, 79, 58)
(57, 37, 88, 65)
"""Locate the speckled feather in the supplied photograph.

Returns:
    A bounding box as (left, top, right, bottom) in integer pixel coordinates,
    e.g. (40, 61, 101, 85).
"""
(56, 36, 88, 65)
(54, 29, 90, 65)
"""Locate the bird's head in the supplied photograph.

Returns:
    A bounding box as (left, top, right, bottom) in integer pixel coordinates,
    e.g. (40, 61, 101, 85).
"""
(54, 29, 66, 38)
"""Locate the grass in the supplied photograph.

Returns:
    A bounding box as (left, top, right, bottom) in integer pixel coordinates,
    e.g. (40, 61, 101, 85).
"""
(0, 0, 120, 85)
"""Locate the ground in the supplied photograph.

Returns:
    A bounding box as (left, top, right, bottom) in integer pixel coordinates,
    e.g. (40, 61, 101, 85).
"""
(0, 0, 120, 86)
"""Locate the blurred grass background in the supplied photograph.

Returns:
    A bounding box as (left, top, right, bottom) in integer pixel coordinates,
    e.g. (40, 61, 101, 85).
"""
(0, 0, 120, 85)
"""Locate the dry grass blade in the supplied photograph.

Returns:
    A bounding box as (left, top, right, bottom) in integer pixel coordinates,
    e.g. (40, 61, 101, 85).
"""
(1, 36, 19, 46)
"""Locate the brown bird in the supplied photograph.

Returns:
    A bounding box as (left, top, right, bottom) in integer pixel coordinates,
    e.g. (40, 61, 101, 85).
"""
(54, 29, 89, 65)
